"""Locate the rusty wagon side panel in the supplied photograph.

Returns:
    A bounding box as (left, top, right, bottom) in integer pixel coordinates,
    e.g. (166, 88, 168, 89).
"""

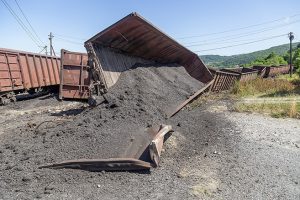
(59, 50, 90, 100)
(268, 65, 290, 77)
(210, 71, 240, 92)
(253, 65, 290, 78)
(0, 48, 60, 95)
(220, 67, 258, 82)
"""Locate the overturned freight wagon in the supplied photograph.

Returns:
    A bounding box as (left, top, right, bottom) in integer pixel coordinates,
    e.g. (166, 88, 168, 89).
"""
(52, 12, 213, 171)
(0, 48, 60, 105)
(76, 12, 213, 98)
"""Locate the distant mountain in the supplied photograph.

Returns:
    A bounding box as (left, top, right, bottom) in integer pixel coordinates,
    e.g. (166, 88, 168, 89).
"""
(200, 42, 300, 68)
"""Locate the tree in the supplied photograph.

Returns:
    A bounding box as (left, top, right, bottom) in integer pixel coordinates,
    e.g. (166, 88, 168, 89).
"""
(293, 48, 300, 75)
(250, 52, 287, 66)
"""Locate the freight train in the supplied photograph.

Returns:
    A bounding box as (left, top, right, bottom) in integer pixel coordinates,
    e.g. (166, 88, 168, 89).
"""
(0, 48, 60, 105)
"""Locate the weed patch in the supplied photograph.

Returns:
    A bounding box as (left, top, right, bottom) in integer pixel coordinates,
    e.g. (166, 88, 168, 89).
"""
(234, 101, 300, 119)
(232, 78, 296, 97)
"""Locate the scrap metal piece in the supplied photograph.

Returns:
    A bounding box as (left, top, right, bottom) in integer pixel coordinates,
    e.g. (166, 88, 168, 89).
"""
(39, 158, 152, 171)
(39, 124, 173, 171)
(149, 125, 173, 167)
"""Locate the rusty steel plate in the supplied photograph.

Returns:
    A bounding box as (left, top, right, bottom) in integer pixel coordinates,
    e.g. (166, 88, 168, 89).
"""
(40, 158, 152, 171)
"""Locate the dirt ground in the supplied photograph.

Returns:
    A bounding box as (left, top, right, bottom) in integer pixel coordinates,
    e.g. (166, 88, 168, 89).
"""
(0, 93, 299, 200)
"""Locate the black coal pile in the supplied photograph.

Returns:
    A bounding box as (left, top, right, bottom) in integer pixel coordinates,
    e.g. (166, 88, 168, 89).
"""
(31, 63, 204, 164)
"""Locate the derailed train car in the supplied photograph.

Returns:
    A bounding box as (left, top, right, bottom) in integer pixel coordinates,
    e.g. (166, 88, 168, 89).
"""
(59, 12, 213, 102)
(0, 48, 60, 105)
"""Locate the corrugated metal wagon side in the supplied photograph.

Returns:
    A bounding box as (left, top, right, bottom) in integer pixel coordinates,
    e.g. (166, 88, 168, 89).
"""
(220, 67, 258, 82)
(59, 49, 90, 100)
(268, 65, 290, 77)
(253, 65, 290, 78)
(0, 48, 60, 105)
(210, 71, 240, 92)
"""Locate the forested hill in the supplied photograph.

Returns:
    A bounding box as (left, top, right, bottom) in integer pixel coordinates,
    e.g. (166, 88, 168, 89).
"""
(200, 42, 300, 67)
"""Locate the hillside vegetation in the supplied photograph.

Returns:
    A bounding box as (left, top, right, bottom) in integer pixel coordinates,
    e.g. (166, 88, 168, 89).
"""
(200, 42, 300, 67)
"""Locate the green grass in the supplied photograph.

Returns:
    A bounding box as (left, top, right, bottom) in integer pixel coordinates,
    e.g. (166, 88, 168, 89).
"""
(231, 76, 300, 119)
(277, 74, 300, 85)
(231, 78, 297, 97)
(234, 101, 300, 119)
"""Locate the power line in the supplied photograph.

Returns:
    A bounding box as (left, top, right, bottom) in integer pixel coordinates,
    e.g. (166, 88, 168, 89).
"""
(0, 0, 42, 47)
(186, 34, 291, 47)
(193, 33, 287, 53)
(54, 33, 86, 41)
(51, 18, 300, 48)
(55, 36, 84, 45)
(14, 0, 44, 45)
(178, 13, 300, 39)
(183, 20, 300, 46)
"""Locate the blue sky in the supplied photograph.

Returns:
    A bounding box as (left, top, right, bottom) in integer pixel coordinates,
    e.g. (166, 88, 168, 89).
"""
(0, 0, 299, 56)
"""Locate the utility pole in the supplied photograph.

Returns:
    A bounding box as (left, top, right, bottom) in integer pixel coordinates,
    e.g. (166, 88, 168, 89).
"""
(48, 32, 54, 56)
(288, 32, 294, 77)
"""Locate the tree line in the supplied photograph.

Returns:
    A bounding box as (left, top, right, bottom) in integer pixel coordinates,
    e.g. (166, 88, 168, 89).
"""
(243, 43, 300, 75)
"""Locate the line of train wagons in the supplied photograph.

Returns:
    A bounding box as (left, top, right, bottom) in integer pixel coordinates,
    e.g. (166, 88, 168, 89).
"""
(0, 47, 292, 105)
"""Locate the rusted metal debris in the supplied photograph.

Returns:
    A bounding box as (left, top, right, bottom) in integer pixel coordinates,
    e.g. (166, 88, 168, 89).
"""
(39, 158, 152, 171)
(149, 125, 172, 167)
(40, 124, 173, 171)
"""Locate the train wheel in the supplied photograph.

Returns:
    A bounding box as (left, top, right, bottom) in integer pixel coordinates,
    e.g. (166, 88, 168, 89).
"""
(27, 89, 36, 95)
(10, 96, 17, 102)
(88, 96, 97, 107)
(0, 96, 10, 105)
(0, 97, 4, 105)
